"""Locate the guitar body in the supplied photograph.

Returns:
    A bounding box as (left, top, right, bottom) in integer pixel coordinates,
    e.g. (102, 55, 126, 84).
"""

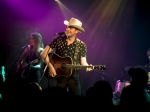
(50, 53, 73, 78)
(16, 62, 29, 77)
(16, 59, 40, 77)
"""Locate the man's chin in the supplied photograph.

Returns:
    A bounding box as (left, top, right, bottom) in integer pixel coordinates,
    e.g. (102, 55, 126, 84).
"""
(66, 34, 70, 36)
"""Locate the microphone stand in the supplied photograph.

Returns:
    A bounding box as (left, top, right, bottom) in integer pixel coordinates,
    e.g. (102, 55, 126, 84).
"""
(39, 49, 56, 87)
(39, 32, 65, 87)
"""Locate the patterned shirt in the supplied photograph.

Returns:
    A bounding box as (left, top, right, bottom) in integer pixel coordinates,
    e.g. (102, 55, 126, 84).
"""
(49, 35, 87, 65)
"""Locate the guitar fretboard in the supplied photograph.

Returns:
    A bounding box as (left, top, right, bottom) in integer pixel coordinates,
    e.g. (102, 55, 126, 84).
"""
(60, 64, 105, 70)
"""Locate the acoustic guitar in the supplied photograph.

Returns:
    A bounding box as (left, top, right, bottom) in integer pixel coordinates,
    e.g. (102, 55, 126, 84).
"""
(16, 58, 40, 76)
(48, 53, 106, 78)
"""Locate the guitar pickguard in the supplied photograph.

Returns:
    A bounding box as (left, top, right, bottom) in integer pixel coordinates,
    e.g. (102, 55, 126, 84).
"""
(50, 53, 73, 77)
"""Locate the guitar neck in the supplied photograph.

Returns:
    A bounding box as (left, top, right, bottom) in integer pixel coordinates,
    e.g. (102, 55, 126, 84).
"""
(65, 64, 89, 69)
(65, 64, 104, 70)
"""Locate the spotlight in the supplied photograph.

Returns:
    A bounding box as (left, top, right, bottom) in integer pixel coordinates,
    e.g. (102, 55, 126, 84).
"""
(64, 20, 68, 25)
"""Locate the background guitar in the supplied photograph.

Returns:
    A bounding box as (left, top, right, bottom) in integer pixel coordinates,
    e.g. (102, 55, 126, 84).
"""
(16, 58, 40, 77)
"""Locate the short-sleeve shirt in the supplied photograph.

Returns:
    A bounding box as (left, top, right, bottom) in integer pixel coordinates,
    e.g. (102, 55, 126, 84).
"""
(49, 35, 87, 65)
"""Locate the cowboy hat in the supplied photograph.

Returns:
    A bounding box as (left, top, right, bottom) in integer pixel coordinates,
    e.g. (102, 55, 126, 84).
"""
(64, 17, 85, 33)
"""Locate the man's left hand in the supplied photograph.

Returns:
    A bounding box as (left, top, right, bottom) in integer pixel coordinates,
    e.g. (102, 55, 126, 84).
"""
(86, 64, 94, 72)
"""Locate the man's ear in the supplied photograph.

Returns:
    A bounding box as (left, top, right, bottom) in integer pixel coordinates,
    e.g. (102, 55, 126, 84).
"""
(75, 29, 79, 34)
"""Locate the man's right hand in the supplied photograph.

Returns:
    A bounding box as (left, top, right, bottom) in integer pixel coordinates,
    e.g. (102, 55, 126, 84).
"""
(48, 65, 57, 77)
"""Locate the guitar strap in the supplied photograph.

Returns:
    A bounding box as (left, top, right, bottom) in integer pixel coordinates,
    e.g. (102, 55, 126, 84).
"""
(73, 38, 81, 65)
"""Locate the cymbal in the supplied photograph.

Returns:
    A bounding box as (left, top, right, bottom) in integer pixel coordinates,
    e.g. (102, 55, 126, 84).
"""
(124, 66, 150, 71)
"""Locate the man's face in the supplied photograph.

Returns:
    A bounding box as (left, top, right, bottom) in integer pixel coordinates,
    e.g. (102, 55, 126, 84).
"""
(65, 26, 78, 37)
(148, 56, 150, 61)
(147, 51, 150, 61)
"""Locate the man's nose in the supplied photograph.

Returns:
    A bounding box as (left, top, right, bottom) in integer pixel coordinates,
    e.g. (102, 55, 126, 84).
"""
(66, 27, 71, 30)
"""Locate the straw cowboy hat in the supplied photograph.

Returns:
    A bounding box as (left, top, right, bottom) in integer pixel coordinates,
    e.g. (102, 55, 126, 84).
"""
(64, 17, 85, 33)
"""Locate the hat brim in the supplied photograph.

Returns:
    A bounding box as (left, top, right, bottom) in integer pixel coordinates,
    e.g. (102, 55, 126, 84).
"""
(64, 20, 85, 33)
(68, 25, 85, 33)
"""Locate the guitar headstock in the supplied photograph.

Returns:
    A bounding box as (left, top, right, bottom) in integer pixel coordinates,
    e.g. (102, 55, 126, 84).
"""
(94, 65, 106, 70)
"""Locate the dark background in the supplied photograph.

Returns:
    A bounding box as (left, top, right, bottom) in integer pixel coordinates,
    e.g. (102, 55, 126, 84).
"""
(0, 0, 150, 95)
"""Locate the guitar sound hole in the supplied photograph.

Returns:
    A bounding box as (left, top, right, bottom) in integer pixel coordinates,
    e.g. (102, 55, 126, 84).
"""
(61, 63, 66, 70)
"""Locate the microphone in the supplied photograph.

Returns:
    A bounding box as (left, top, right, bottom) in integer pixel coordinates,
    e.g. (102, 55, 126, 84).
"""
(55, 31, 66, 35)
(22, 44, 30, 49)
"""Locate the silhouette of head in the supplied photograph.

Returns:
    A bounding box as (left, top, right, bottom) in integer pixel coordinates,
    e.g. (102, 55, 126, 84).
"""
(93, 80, 113, 100)
(128, 68, 148, 87)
